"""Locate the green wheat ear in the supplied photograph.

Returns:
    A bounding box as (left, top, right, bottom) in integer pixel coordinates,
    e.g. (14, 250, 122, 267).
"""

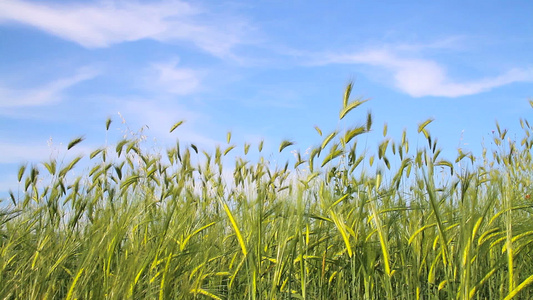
(339, 97, 369, 120)
(226, 131, 232, 144)
(190, 144, 198, 154)
(279, 140, 294, 152)
(17, 164, 26, 182)
(169, 120, 185, 133)
(366, 111, 373, 131)
(417, 117, 434, 133)
(314, 125, 323, 136)
(343, 81, 353, 107)
(67, 136, 84, 150)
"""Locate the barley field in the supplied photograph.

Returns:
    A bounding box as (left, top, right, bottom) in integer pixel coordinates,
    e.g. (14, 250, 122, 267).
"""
(1, 84, 533, 299)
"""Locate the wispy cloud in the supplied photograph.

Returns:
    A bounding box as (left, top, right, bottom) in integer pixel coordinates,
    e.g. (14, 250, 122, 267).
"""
(390, 36, 468, 53)
(318, 48, 533, 98)
(0, 0, 248, 57)
(0, 67, 99, 108)
(148, 59, 202, 95)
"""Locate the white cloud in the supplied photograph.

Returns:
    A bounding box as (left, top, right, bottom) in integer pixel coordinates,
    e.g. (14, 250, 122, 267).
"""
(150, 59, 202, 95)
(392, 36, 468, 53)
(0, 67, 99, 108)
(0, 0, 247, 57)
(320, 49, 533, 98)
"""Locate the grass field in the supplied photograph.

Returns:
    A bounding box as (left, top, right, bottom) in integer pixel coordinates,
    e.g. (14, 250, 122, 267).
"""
(1, 84, 533, 299)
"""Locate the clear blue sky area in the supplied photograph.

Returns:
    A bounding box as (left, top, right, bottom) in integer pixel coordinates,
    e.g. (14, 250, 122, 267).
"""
(1, 1, 532, 196)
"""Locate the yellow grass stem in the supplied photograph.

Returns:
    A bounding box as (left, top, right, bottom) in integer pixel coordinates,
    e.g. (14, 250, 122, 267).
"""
(219, 199, 247, 257)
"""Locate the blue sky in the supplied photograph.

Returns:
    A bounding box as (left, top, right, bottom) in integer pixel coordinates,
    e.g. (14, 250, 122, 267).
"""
(1, 0, 533, 196)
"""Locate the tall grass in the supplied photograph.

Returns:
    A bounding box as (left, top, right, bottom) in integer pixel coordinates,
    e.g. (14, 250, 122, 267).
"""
(1, 85, 533, 299)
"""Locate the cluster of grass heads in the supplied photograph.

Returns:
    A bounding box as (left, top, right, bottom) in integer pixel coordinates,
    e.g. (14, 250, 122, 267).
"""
(1, 84, 533, 299)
